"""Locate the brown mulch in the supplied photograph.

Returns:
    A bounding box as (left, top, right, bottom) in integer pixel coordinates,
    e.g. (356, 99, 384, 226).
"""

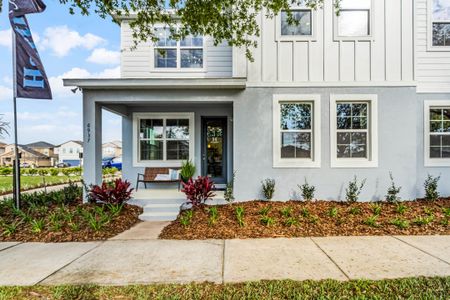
(0, 200, 142, 242)
(159, 199, 450, 239)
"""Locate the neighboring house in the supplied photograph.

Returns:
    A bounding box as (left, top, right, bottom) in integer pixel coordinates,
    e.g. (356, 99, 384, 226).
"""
(0, 142, 6, 155)
(102, 141, 122, 158)
(65, 0, 450, 201)
(55, 140, 83, 166)
(0, 143, 55, 167)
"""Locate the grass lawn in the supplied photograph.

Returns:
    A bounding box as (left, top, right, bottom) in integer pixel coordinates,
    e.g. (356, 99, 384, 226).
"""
(0, 277, 448, 299)
(0, 176, 81, 194)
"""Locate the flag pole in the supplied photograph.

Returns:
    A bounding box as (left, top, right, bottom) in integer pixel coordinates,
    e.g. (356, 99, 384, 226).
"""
(11, 28, 20, 209)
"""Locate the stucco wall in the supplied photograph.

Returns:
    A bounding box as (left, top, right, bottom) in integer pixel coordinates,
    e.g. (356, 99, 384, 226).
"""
(416, 93, 450, 197)
(233, 87, 420, 201)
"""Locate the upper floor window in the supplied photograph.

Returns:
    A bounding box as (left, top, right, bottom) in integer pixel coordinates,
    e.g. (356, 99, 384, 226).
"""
(280, 9, 312, 36)
(154, 28, 204, 69)
(424, 100, 450, 166)
(431, 0, 450, 47)
(273, 95, 321, 168)
(330, 94, 378, 168)
(336, 0, 371, 38)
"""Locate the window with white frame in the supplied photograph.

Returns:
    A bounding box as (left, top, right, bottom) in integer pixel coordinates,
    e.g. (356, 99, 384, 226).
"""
(330, 95, 378, 168)
(154, 28, 204, 69)
(280, 9, 312, 36)
(336, 0, 371, 37)
(430, 0, 450, 47)
(424, 101, 450, 166)
(134, 113, 194, 166)
(273, 95, 321, 168)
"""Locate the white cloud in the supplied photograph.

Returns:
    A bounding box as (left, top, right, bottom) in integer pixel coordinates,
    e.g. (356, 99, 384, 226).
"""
(0, 29, 11, 48)
(87, 48, 120, 65)
(40, 26, 105, 57)
(49, 66, 120, 97)
(0, 86, 13, 101)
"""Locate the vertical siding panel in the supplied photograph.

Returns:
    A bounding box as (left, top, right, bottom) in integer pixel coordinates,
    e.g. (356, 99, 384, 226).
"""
(262, 15, 277, 82)
(323, 0, 339, 81)
(355, 41, 371, 81)
(340, 41, 355, 81)
(278, 42, 294, 82)
(371, 0, 386, 81)
(247, 13, 263, 82)
(293, 42, 309, 81)
(309, 8, 324, 81)
(385, 0, 402, 81)
(401, 0, 414, 81)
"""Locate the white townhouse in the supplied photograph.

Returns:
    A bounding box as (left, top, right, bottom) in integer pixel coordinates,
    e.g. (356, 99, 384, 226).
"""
(55, 140, 83, 166)
(66, 0, 450, 201)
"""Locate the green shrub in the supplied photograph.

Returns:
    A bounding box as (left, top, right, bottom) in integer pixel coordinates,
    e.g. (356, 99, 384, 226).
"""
(345, 176, 366, 203)
(61, 168, 72, 177)
(259, 206, 271, 216)
(180, 160, 196, 181)
(0, 167, 12, 176)
(371, 203, 382, 216)
(180, 210, 193, 227)
(424, 174, 440, 201)
(280, 207, 293, 218)
(28, 168, 38, 176)
(284, 217, 298, 227)
(413, 215, 434, 226)
(328, 207, 339, 218)
(364, 215, 379, 227)
(49, 168, 60, 176)
(396, 203, 407, 215)
(386, 172, 401, 202)
(348, 206, 361, 215)
(298, 178, 315, 201)
(30, 218, 45, 233)
(390, 218, 409, 229)
(207, 206, 219, 226)
(224, 171, 236, 205)
(260, 215, 275, 226)
(261, 178, 275, 200)
(235, 206, 245, 227)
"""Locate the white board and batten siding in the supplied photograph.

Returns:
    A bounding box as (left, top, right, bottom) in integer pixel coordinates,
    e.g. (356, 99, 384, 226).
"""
(120, 20, 232, 78)
(235, 0, 415, 86)
(416, 0, 450, 93)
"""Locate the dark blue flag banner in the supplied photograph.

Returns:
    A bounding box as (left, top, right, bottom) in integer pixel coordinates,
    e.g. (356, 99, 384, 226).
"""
(9, 0, 52, 99)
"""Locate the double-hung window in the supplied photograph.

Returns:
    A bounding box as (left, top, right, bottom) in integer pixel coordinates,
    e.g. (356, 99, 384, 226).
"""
(273, 95, 321, 168)
(133, 113, 194, 167)
(424, 101, 450, 166)
(429, 0, 450, 47)
(330, 95, 378, 168)
(336, 0, 372, 38)
(154, 28, 204, 69)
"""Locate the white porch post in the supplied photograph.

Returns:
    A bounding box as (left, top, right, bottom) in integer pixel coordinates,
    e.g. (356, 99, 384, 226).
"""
(82, 94, 103, 202)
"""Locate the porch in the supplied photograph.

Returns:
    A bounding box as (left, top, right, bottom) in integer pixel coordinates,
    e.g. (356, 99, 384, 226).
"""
(64, 77, 243, 219)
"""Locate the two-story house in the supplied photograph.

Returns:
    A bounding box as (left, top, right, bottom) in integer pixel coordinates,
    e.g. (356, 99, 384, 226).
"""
(66, 0, 450, 201)
(55, 140, 83, 166)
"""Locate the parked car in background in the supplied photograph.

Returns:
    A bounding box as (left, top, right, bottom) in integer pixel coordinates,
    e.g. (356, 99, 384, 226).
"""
(102, 156, 122, 170)
(20, 162, 31, 168)
(56, 162, 71, 168)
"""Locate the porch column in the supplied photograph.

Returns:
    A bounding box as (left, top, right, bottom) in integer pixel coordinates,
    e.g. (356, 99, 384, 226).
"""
(82, 93, 102, 202)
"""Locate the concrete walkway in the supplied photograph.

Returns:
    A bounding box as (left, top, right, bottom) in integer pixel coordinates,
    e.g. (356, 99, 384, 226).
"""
(0, 235, 449, 286)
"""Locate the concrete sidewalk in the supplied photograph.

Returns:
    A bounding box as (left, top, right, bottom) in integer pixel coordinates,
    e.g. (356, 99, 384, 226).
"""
(0, 235, 449, 286)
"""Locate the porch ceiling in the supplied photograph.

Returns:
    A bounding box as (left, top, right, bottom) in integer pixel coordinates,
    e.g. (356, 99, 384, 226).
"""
(63, 77, 247, 90)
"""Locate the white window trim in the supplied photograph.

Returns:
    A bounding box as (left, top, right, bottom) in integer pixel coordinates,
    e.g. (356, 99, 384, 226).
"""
(424, 100, 450, 166)
(151, 28, 207, 72)
(333, 0, 374, 41)
(427, 0, 450, 51)
(132, 112, 195, 167)
(276, 7, 318, 41)
(330, 94, 378, 168)
(273, 94, 321, 168)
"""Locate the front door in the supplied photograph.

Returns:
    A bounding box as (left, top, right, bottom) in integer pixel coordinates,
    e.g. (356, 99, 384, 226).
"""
(202, 117, 227, 185)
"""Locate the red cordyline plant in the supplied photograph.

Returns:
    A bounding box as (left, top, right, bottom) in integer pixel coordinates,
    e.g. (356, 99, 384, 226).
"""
(89, 179, 134, 205)
(181, 176, 216, 207)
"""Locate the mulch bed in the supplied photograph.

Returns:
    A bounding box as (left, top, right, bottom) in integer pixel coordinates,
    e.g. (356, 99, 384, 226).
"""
(0, 200, 142, 242)
(159, 199, 450, 239)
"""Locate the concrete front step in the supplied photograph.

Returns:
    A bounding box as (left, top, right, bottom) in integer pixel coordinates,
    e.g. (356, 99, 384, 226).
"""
(139, 212, 179, 221)
(143, 203, 181, 214)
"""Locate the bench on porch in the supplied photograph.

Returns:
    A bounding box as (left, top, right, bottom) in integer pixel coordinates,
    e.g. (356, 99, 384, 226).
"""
(136, 167, 181, 191)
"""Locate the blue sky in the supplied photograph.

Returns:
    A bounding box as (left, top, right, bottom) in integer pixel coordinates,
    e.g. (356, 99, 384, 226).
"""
(0, 0, 122, 145)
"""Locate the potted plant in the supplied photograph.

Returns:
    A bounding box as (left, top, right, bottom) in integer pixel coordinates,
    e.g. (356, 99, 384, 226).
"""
(180, 160, 196, 183)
